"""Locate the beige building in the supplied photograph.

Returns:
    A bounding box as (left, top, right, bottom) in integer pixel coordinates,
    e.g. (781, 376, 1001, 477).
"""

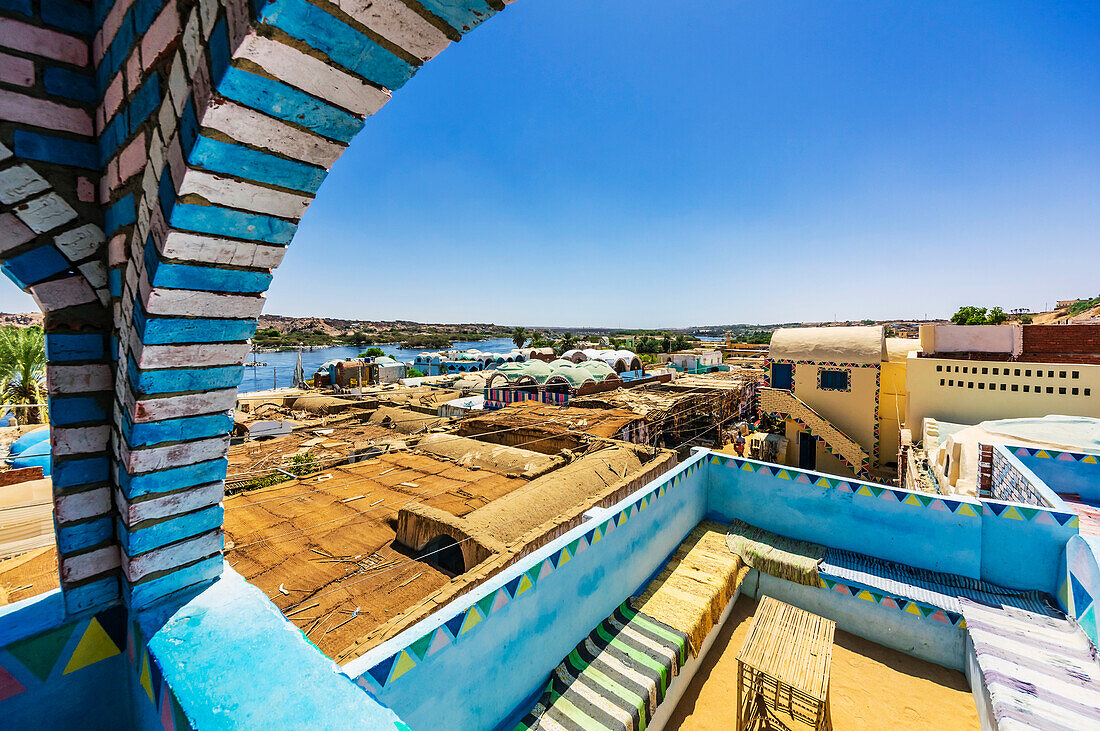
(761, 326, 917, 481)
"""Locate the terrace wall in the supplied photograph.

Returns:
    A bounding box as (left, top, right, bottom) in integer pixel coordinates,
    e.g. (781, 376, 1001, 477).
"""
(345, 452, 711, 731)
(1011, 445, 1100, 501)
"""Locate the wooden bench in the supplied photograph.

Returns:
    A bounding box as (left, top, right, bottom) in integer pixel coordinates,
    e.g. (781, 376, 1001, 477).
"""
(736, 596, 835, 730)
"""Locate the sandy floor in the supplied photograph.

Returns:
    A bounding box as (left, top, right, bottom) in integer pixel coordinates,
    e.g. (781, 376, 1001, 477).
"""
(668, 597, 979, 730)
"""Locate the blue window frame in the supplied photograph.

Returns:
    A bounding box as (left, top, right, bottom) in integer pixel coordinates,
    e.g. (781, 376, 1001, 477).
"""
(771, 363, 793, 390)
(819, 369, 849, 391)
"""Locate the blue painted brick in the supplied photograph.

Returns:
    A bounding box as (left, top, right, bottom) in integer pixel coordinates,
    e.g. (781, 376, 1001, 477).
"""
(119, 458, 228, 498)
(64, 576, 120, 615)
(43, 67, 98, 103)
(217, 67, 364, 143)
(58, 516, 114, 554)
(128, 555, 221, 608)
(209, 17, 231, 80)
(4, 247, 71, 287)
(170, 203, 298, 244)
(0, 0, 33, 19)
(46, 332, 107, 362)
(158, 163, 177, 219)
(105, 194, 136, 235)
(123, 411, 233, 447)
(119, 505, 224, 556)
(259, 0, 416, 91)
(128, 356, 244, 396)
(109, 268, 122, 297)
(14, 130, 98, 169)
(98, 110, 130, 166)
(135, 310, 258, 344)
(132, 0, 165, 33)
(418, 0, 495, 33)
(179, 98, 199, 156)
(128, 76, 161, 134)
(54, 455, 110, 489)
(41, 0, 95, 35)
(189, 136, 326, 193)
(48, 396, 109, 426)
(145, 236, 273, 293)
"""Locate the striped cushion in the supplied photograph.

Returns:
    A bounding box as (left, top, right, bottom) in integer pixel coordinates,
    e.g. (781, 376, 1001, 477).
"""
(514, 602, 688, 731)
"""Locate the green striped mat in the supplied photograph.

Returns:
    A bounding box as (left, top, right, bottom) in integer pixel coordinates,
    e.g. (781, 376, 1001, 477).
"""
(514, 602, 689, 731)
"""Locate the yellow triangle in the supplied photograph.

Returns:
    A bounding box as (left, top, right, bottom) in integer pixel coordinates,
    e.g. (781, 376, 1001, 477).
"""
(557, 549, 572, 567)
(460, 607, 483, 635)
(857, 590, 875, 602)
(1083, 455, 1097, 464)
(389, 650, 417, 683)
(1003, 506, 1025, 521)
(139, 652, 154, 702)
(516, 573, 533, 595)
(905, 603, 923, 617)
(1036, 450, 1051, 459)
(957, 503, 978, 517)
(904, 494, 923, 506)
(63, 618, 121, 675)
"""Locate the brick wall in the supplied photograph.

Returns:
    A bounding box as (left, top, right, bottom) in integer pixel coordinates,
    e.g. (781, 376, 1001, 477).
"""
(1023, 325, 1100, 363)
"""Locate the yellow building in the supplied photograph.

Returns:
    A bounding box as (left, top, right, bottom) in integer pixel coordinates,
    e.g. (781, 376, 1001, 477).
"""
(760, 326, 918, 481)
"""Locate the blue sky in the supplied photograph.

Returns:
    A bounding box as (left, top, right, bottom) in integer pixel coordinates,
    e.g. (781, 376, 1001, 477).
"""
(7, 1, 1098, 327)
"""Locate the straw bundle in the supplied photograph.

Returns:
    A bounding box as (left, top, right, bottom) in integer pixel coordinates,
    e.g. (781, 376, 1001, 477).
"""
(725, 519, 825, 587)
(633, 521, 747, 655)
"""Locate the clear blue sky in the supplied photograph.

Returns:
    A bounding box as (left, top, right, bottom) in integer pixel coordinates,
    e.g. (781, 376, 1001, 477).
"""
(7, 1, 1099, 328)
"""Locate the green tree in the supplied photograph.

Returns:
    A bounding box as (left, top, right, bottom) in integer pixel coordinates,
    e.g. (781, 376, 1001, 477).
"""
(1018, 313, 1034, 324)
(406, 367, 425, 378)
(511, 326, 528, 349)
(359, 347, 386, 358)
(951, 306, 988, 325)
(557, 332, 577, 353)
(528, 331, 550, 348)
(0, 326, 46, 423)
(987, 307, 1008, 325)
(672, 334, 692, 352)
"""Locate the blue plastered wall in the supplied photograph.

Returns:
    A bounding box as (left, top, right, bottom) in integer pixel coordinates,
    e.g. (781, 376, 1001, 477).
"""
(705, 453, 984, 577)
(1059, 535, 1100, 647)
(1012, 446, 1100, 501)
(345, 452, 711, 731)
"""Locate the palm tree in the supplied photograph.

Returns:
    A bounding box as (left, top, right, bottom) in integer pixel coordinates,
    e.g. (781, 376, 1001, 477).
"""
(557, 332, 577, 354)
(511, 326, 528, 349)
(528, 331, 550, 349)
(0, 326, 46, 424)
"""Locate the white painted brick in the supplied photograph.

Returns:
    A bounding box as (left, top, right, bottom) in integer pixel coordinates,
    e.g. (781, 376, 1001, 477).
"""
(158, 97, 177, 141)
(201, 100, 346, 167)
(138, 269, 266, 318)
(47, 364, 112, 395)
(121, 434, 229, 474)
(168, 56, 188, 115)
(135, 194, 151, 242)
(333, 0, 450, 62)
(132, 334, 251, 369)
(107, 232, 126, 266)
(149, 127, 166, 181)
(56, 487, 112, 523)
(0, 212, 35, 254)
(30, 275, 98, 311)
(178, 170, 309, 220)
(236, 33, 390, 116)
(0, 165, 50, 205)
(116, 480, 224, 525)
(79, 261, 109, 289)
(14, 193, 78, 234)
(0, 141, 11, 160)
(61, 544, 120, 583)
(54, 223, 105, 261)
(159, 229, 288, 269)
(95, 287, 110, 307)
(128, 388, 238, 424)
(182, 11, 202, 76)
(199, 0, 217, 37)
(52, 425, 111, 456)
(121, 529, 221, 579)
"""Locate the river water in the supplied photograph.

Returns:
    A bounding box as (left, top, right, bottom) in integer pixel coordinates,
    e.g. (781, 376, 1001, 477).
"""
(238, 337, 519, 392)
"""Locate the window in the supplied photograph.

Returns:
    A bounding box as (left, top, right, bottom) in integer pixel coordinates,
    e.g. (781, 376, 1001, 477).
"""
(820, 369, 849, 390)
(1014, 368, 1021, 376)
(1059, 387, 1067, 395)
(982, 367, 988, 375)
(968, 382, 974, 388)
(1047, 387, 1053, 394)
(1073, 388, 1079, 395)
(1026, 369, 1032, 377)
(949, 379, 954, 386)
(1011, 384, 1018, 392)
(1073, 371, 1080, 379)
(940, 378, 945, 386)
(1000, 384, 1006, 391)
(993, 368, 999, 375)
(771, 363, 793, 390)
(963, 367, 969, 374)
(1060, 371, 1067, 378)
(1086, 389, 1092, 396)
(979, 383, 985, 389)
(1023, 385, 1030, 392)
(936, 365, 943, 372)
(1048, 370, 1054, 378)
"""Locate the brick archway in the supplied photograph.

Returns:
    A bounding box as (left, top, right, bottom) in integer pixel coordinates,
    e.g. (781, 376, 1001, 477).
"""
(0, 0, 514, 617)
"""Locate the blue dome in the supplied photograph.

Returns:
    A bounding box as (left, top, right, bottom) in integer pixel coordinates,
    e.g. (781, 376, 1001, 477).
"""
(9, 427, 49, 456)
